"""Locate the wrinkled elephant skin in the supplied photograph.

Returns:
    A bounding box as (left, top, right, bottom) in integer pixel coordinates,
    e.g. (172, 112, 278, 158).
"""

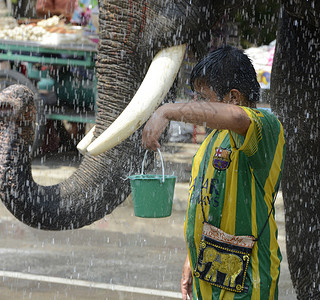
(270, 4, 320, 299)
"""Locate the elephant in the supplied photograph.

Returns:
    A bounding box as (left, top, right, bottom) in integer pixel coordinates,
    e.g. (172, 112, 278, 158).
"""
(0, 0, 319, 299)
(0, 0, 243, 230)
(194, 244, 244, 289)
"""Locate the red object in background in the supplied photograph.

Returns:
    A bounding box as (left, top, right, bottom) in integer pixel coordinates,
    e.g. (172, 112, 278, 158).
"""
(20, 63, 27, 76)
(36, 0, 78, 21)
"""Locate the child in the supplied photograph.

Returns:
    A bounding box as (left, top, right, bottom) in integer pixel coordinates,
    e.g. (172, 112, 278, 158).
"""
(142, 46, 285, 299)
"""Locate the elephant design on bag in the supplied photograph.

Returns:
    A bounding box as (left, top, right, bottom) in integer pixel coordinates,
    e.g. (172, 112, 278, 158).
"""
(196, 245, 244, 288)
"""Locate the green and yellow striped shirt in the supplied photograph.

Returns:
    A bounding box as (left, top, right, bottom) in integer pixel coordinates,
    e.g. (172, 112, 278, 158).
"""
(184, 107, 285, 300)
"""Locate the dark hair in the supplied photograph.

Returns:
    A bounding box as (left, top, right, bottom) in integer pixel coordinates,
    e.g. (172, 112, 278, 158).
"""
(190, 46, 260, 102)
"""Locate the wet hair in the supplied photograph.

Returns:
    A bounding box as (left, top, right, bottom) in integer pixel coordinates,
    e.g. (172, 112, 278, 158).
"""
(190, 46, 260, 102)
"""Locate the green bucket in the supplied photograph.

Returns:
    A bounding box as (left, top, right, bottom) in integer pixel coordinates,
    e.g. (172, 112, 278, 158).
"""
(128, 149, 176, 218)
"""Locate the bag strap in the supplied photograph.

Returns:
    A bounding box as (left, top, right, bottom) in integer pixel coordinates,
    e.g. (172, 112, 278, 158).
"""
(199, 132, 216, 223)
(198, 131, 278, 241)
(254, 192, 277, 241)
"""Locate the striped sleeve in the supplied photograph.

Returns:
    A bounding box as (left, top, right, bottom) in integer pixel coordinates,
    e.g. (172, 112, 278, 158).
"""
(230, 108, 282, 168)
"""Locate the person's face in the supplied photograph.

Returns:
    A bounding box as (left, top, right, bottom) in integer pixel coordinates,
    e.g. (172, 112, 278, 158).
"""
(193, 78, 248, 106)
(193, 79, 220, 103)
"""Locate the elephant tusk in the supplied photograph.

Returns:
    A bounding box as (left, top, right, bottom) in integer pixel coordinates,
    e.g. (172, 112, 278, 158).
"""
(77, 125, 95, 155)
(84, 44, 187, 156)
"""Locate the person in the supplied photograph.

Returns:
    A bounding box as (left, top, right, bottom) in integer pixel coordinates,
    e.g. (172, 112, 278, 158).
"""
(36, 0, 78, 21)
(142, 46, 285, 299)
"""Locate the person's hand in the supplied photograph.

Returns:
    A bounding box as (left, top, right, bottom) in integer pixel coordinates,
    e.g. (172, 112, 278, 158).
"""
(181, 254, 193, 300)
(142, 106, 169, 151)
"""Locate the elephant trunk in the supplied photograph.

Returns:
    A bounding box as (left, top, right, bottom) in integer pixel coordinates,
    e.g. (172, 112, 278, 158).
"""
(0, 1, 153, 230)
(0, 85, 134, 230)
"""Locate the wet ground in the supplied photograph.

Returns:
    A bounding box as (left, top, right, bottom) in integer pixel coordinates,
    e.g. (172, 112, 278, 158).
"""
(0, 143, 297, 299)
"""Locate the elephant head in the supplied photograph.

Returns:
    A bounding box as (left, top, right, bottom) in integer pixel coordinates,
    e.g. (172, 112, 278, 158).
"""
(0, 0, 242, 231)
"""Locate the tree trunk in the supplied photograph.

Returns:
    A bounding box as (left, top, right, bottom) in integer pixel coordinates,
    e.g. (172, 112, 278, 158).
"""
(270, 8, 320, 299)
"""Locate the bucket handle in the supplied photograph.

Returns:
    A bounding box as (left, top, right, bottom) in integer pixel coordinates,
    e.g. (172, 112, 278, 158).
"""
(141, 148, 165, 183)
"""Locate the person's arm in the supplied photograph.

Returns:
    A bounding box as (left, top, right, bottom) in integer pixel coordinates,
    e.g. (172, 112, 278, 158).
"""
(142, 102, 251, 151)
(181, 254, 193, 300)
